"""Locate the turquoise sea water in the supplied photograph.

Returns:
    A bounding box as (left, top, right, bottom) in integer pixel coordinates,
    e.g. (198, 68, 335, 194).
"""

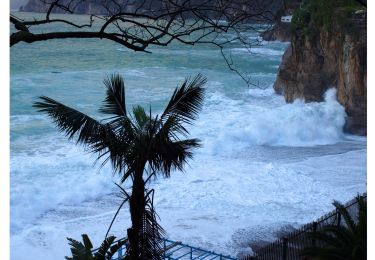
(10, 12, 366, 259)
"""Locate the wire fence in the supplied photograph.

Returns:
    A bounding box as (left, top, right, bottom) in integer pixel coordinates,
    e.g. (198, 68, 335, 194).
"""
(241, 193, 366, 260)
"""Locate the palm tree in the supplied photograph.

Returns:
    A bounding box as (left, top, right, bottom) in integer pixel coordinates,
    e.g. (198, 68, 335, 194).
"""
(301, 195, 366, 260)
(33, 74, 206, 259)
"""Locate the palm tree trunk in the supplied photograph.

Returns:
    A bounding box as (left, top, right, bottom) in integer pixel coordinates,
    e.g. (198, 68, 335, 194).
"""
(127, 165, 146, 259)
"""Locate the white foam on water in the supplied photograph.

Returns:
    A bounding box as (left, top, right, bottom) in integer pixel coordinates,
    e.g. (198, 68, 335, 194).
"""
(194, 88, 346, 157)
(10, 134, 116, 234)
(9, 84, 366, 259)
(10, 33, 366, 259)
(231, 47, 285, 56)
(247, 86, 275, 97)
(151, 147, 366, 256)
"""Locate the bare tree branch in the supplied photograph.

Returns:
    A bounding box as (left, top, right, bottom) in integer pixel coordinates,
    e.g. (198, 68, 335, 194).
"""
(11, 0, 279, 86)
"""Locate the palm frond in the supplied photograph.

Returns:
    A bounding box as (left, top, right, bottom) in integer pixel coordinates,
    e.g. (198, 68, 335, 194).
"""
(306, 227, 354, 256)
(93, 236, 116, 259)
(132, 105, 150, 132)
(105, 183, 131, 238)
(148, 113, 201, 178)
(140, 189, 165, 260)
(333, 200, 356, 233)
(161, 74, 206, 125)
(88, 122, 132, 173)
(160, 115, 190, 139)
(99, 74, 127, 117)
(150, 137, 201, 178)
(120, 166, 135, 183)
(306, 230, 345, 249)
(316, 225, 353, 248)
(105, 116, 134, 137)
(302, 246, 351, 260)
(34, 96, 135, 175)
(33, 96, 106, 144)
(65, 235, 94, 260)
(301, 196, 367, 260)
(356, 196, 366, 215)
(82, 234, 93, 251)
(107, 238, 128, 259)
(66, 234, 127, 260)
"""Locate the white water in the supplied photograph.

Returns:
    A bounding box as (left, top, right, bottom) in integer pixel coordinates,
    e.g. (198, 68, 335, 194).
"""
(10, 12, 366, 259)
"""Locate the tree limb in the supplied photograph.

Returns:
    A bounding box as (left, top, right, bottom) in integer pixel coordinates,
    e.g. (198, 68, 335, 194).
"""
(10, 0, 278, 86)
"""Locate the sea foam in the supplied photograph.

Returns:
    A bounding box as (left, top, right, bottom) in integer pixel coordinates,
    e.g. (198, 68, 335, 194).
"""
(193, 88, 346, 159)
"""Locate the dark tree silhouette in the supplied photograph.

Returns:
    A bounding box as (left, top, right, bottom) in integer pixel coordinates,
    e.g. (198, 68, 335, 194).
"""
(33, 73, 206, 259)
(355, 0, 366, 6)
(11, 0, 279, 85)
(301, 195, 366, 260)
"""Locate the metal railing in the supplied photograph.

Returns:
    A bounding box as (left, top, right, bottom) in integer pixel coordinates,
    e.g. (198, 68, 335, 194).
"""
(241, 193, 367, 260)
(92, 237, 236, 260)
(161, 239, 236, 260)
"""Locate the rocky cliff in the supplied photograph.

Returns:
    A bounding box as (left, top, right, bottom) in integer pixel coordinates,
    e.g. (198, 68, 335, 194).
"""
(261, 22, 292, 42)
(274, 10, 367, 135)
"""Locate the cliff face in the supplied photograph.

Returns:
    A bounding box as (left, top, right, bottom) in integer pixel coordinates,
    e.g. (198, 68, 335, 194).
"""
(274, 13, 367, 135)
(261, 22, 292, 42)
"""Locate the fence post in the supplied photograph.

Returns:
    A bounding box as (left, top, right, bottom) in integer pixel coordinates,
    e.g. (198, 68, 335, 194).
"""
(282, 237, 288, 260)
(163, 240, 166, 259)
(312, 221, 317, 247)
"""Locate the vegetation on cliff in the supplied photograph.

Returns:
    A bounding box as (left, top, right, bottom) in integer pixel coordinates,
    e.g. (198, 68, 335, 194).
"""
(291, 0, 364, 37)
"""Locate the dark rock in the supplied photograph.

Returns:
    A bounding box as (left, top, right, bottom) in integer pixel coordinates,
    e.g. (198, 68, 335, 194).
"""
(261, 22, 292, 42)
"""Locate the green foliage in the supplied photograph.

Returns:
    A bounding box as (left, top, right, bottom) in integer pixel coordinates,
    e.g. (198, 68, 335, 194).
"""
(291, 0, 363, 35)
(291, 6, 311, 33)
(65, 234, 127, 260)
(301, 195, 367, 260)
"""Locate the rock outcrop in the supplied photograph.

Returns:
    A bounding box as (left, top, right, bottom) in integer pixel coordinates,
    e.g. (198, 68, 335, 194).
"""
(261, 22, 292, 42)
(274, 12, 367, 135)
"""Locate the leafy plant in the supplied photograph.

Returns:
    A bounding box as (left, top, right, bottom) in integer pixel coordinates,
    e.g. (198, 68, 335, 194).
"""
(34, 73, 206, 259)
(65, 234, 127, 260)
(301, 195, 366, 260)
